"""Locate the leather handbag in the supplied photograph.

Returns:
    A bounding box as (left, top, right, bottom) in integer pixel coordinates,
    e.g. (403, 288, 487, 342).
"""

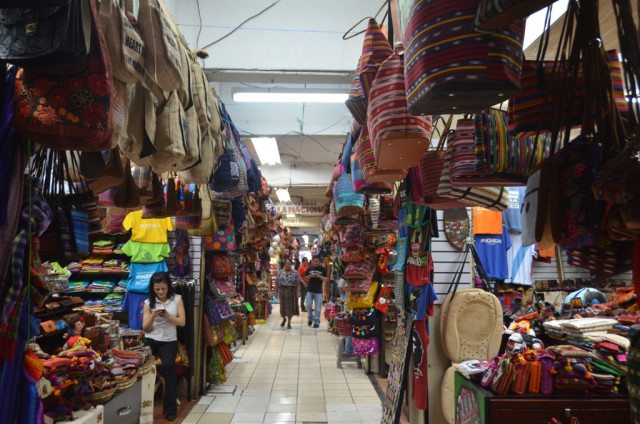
(368, 53, 433, 170)
(98, 0, 145, 83)
(12, 0, 113, 152)
(137, 0, 183, 91)
(474, 0, 555, 32)
(403, 0, 525, 115)
(0, 0, 90, 66)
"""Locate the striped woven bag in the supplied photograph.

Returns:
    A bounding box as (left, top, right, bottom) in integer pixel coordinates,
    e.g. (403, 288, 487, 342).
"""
(354, 123, 407, 183)
(403, 0, 525, 115)
(358, 19, 393, 101)
(368, 53, 432, 171)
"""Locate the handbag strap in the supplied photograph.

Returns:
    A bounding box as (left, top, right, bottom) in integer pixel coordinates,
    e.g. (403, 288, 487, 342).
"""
(469, 243, 494, 294)
(446, 243, 470, 301)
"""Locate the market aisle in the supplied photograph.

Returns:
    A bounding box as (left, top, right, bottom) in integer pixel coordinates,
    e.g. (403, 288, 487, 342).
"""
(183, 304, 382, 424)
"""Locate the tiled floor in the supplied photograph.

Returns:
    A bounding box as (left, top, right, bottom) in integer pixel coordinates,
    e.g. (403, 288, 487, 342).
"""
(183, 304, 383, 424)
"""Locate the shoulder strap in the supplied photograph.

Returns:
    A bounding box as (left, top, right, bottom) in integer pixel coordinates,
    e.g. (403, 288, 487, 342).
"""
(446, 243, 470, 300)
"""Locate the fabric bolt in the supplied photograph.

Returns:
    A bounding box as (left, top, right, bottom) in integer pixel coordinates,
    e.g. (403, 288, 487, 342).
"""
(122, 209, 173, 243)
(412, 319, 430, 410)
(506, 233, 537, 286)
(121, 240, 170, 263)
(474, 225, 512, 280)
(122, 291, 148, 330)
(473, 207, 503, 235)
(144, 294, 181, 342)
(306, 291, 323, 326)
(502, 186, 525, 233)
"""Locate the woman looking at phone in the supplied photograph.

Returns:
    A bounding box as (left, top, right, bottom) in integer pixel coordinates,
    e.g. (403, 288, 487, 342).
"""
(142, 272, 185, 422)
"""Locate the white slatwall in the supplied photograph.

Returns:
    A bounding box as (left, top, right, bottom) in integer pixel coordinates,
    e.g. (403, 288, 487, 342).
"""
(432, 210, 472, 304)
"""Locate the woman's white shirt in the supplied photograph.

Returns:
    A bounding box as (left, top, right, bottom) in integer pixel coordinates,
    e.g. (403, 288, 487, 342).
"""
(144, 294, 181, 342)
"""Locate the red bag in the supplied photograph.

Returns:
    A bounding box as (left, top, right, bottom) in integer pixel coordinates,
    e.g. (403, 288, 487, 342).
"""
(210, 254, 235, 278)
(368, 53, 433, 170)
(12, 0, 113, 152)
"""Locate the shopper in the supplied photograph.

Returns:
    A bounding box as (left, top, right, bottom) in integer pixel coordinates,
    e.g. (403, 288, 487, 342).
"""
(142, 272, 186, 422)
(304, 255, 328, 328)
(276, 258, 302, 329)
(298, 257, 309, 312)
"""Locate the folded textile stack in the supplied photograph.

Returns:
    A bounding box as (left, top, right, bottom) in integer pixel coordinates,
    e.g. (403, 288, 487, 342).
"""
(561, 318, 618, 338)
(102, 293, 125, 312)
(102, 259, 128, 273)
(80, 257, 104, 272)
(113, 243, 125, 255)
(67, 262, 82, 273)
(110, 348, 142, 370)
(87, 280, 115, 292)
(80, 300, 105, 313)
(67, 281, 90, 292)
(92, 238, 115, 255)
(114, 279, 128, 293)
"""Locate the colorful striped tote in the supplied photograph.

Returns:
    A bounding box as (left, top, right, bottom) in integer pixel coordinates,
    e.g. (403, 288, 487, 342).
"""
(474, 0, 555, 32)
(368, 53, 433, 170)
(351, 157, 393, 195)
(358, 19, 393, 101)
(450, 116, 527, 186)
(403, 0, 525, 115)
(508, 50, 627, 134)
(354, 123, 407, 183)
(333, 173, 365, 217)
(437, 141, 509, 211)
(416, 150, 467, 210)
(345, 76, 367, 125)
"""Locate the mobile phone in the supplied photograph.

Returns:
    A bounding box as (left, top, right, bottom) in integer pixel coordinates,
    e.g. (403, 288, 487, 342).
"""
(157, 309, 166, 313)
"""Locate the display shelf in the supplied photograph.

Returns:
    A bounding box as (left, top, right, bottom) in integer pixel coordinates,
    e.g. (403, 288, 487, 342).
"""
(70, 271, 130, 278)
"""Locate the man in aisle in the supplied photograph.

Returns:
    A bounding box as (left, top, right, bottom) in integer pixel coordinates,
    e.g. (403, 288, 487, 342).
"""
(304, 256, 327, 328)
(298, 257, 309, 312)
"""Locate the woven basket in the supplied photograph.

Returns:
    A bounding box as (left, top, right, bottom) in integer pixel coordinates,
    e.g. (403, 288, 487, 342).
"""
(336, 316, 353, 336)
(137, 358, 155, 376)
(90, 387, 116, 404)
(115, 374, 138, 392)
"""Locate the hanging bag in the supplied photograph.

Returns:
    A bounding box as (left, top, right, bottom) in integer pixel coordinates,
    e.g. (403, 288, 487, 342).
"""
(403, 0, 525, 115)
(474, 0, 555, 32)
(12, 0, 114, 152)
(0, 0, 91, 66)
(98, 0, 145, 83)
(354, 123, 407, 184)
(137, 0, 183, 91)
(437, 140, 510, 211)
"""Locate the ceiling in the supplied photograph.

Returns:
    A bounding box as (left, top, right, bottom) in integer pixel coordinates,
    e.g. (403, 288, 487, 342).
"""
(162, 0, 635, 233)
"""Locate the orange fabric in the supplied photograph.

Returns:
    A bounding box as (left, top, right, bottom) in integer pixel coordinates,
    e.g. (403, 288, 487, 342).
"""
(472, 207, 502, 234)
(538, 245, 556, 258)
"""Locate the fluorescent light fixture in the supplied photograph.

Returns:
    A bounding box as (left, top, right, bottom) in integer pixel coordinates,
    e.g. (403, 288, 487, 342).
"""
(251, 137, 281, 165)
(286, 213, 296, 219)
(276, 188, 291, 203)
(302, 234, 309, 246)
(233, 88, 348, 103)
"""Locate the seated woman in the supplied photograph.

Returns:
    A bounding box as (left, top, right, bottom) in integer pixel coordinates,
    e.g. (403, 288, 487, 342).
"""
(142, 272, 185, 422)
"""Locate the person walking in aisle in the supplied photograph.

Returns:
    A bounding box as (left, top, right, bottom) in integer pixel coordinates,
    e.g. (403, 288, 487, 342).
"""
(304, 255, 328, 328)
(276, 258, 303, 329)
(297, 257, 309, 312)
(142, 272, 186, 422)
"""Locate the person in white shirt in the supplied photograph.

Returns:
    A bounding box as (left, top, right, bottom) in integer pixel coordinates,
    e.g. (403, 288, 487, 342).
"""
(142, 272, 186, 422)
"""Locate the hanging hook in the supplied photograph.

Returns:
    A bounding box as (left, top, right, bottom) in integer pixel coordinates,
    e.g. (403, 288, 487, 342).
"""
(342, 0, 388, 40)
